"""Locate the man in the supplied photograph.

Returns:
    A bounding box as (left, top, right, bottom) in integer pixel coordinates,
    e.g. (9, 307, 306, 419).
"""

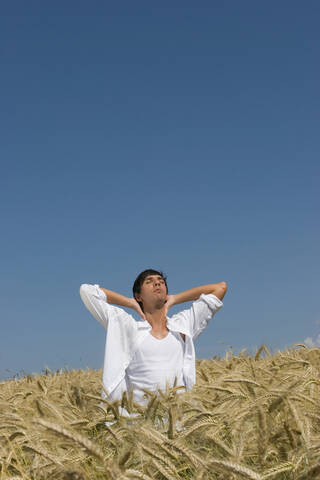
(80, 269, 227, 407)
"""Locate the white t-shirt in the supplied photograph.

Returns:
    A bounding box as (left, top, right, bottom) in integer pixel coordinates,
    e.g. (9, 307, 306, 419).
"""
(125, 330, 185, 405)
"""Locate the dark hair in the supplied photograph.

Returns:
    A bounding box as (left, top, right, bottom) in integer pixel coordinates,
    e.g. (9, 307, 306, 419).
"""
(132, 269, 168, 312)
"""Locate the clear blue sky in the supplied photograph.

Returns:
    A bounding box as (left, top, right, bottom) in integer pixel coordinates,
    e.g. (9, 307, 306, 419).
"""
(1, 1, 319, 379)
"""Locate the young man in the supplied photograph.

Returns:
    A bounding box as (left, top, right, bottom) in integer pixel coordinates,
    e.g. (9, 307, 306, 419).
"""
(80, 269, 227, 407)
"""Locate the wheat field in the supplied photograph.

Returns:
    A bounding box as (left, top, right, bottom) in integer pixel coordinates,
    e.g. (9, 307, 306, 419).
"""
(1, 345, 320, 480)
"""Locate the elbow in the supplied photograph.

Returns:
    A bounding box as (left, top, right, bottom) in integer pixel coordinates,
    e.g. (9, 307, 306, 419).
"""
(212, 281, 227, 300)
(220, 281, 227, 293)
(79, 284, 89, 300)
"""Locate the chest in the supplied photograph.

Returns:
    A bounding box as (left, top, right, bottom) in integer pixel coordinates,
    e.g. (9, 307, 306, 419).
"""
(129, 331, 185, 368)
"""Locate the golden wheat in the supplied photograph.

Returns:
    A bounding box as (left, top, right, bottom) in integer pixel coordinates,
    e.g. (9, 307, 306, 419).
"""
(1, 346, 320, 479)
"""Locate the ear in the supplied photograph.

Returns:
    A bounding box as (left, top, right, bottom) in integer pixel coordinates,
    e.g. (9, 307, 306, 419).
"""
(134, 293, 142, 302)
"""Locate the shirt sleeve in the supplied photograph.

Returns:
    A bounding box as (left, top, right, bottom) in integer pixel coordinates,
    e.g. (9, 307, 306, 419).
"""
(172, 293, 223, 340)
(79, 284, 136, 331)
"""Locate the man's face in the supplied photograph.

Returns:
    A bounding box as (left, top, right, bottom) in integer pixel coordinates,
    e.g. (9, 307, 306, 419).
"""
(136, 274, 167, 310)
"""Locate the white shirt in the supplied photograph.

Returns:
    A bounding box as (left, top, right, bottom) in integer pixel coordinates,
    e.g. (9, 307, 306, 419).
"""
(126, 330, 185, 405)
(79, 284, 223, 402)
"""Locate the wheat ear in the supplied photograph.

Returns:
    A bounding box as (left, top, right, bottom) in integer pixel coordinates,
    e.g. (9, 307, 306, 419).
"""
(34, 418, 104, 460)
(295, 461, 320, 480)
(178, 417, 216, 438)
(125, 469, 154, 480)
(209, 459, 261, 479)
(261, 462, 293, 479)
(22, 444, 63, 467)
(151, 458, 178, 480)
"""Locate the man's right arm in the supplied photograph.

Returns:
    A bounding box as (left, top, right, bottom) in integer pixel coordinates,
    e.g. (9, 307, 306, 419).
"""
(99, 288, 133, 309)
(80, 284, 145, 330)
(100, 288, 146, 319)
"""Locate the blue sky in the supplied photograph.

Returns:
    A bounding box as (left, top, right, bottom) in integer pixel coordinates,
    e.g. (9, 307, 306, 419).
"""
(1, 1, 319, 379)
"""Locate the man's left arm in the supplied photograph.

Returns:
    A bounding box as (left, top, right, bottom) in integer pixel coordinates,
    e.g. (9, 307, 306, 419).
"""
(166, 282, 227, 340)
(166, 282, 227, 310)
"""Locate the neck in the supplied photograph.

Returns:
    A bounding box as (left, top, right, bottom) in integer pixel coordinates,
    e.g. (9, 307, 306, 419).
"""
(144, 305, 167, 331)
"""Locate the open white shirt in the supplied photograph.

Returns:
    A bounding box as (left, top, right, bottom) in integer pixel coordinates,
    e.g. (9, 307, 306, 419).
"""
(79, 284, 223, 402)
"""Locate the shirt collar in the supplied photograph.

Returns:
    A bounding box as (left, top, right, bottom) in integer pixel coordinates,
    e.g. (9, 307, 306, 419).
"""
(137, 320, 152, 330)
(137, 317, 190, 336)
